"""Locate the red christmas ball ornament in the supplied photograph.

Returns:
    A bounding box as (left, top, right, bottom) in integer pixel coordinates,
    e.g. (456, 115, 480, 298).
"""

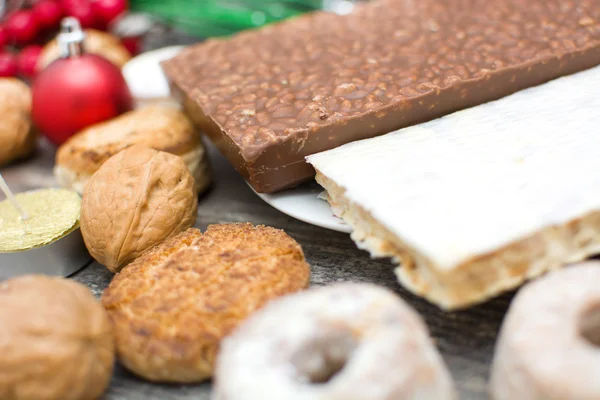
(17, 45, 43, 79)
(0, 26, 8, 49)
(32, 18, 133, 145)
(33, 0, 64, 30)
(0, 53, 18, 77)
(61, 0, 96, 28)
(5, 10, 39, 45)
(91, 0, 128, 28)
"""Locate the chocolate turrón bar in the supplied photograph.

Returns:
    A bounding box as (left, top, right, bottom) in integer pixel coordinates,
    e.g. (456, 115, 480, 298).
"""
(163, 0, 600, 193)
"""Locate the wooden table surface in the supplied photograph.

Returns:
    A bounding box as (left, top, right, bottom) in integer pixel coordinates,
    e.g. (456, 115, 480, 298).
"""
(0, 31, 517, 400)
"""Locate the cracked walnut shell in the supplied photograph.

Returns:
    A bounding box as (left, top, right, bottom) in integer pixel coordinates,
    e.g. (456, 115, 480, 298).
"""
(81, 145, 198, 272)
(0, 78, 36, 167)
(0, 275, 114, 400)
(101, 224, 311, 383)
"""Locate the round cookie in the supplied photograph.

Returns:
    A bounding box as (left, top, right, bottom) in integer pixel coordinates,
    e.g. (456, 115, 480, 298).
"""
(54, 105, 210, 195)
(0, 275, 114, 400)
(491, 262, 600, 400)
(101, 224, 311, 383)
(214, 283, 456, 400)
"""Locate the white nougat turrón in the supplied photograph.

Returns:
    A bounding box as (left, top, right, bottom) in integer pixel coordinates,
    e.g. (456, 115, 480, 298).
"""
(307, 65, 600, 309)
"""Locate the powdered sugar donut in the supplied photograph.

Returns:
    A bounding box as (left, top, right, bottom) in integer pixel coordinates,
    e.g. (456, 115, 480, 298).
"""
(214, 283, 456, 400)
(491, 262, 600, 400)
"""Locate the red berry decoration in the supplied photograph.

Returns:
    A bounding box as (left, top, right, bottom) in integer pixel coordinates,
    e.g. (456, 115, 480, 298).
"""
(0, 53, 18, 77)
(5, 10, 39, 45)
(0, 26, 8, 49)
(33, 0, 64, 30)
(17, 45, 43, 79)
(32, 18, 133, 145)
(61, 0, 96, 28)
(91, 0, 127, 28)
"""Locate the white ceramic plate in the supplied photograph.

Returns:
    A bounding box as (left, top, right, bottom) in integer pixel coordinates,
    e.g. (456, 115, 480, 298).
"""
(123, 45, 185, 100)
(251, 182, 351, 233)
(124, 47, 350, 233)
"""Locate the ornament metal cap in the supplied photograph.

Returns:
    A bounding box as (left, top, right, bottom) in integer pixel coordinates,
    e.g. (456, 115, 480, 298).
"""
(58, 17, 86, 58)
(110, 12, 153, 38)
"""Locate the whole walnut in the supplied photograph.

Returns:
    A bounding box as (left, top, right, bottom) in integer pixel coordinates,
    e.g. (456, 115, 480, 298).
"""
(37, 29, 131, 71)
(81, 145, 198, 272)
(0, 78, 36, 166)
(0, 275, 114, 400)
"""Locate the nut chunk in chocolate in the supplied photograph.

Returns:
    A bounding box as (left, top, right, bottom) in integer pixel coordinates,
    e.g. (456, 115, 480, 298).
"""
(163, 0, 600, 193)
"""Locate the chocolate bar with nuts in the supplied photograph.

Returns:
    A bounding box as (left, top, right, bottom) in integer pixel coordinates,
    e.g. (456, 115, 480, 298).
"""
(163, 0, 600, 193)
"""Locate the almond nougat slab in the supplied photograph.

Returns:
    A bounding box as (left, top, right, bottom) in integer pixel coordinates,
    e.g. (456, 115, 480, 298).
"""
(307, 66, 600, 310)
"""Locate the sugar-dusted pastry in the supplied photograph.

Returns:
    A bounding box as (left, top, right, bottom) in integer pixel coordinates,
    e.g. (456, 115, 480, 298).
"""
(0, 78, 36, 167)
(308, 65, 600, 310)
(214, 283, 456, 400)
(81, 145, 198, 272)
(0, 275, 114, 400)
(55, 105, 210, 195)
(491, 262, 600, 400)
(102, 224, 310, 383)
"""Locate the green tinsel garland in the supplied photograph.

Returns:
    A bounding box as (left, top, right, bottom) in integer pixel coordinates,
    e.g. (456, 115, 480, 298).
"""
(130, 0, 325, 37)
